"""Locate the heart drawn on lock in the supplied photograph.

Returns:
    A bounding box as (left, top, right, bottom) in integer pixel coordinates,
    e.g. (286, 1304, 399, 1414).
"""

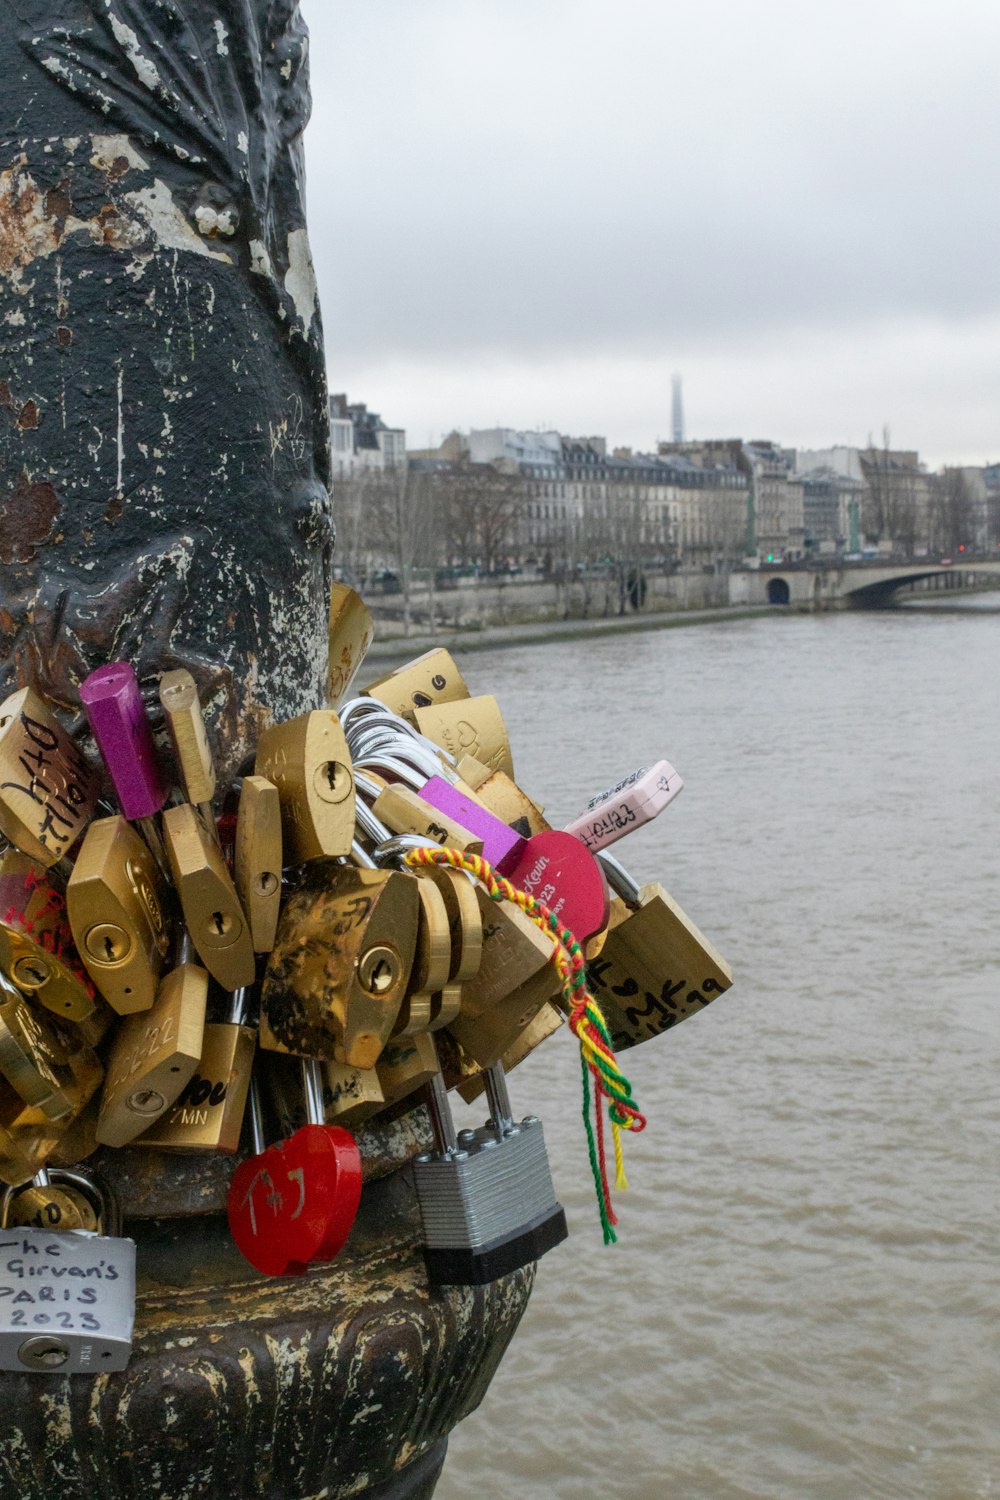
(503, 830, 611, 944)
(227, 1124, 363, 1276)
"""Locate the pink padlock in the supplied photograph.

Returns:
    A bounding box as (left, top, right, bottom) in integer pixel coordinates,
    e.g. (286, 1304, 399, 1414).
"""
(564, 760, 682, 854)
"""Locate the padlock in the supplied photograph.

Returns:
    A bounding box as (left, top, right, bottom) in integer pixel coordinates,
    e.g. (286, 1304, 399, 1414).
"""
(227, 1058, 362, 1276)
(234, 774, 283, 953)
(262, 1050, 385, 1133)
(95, 934, 208, 1148)
(261, 862, 418, 1067)
(328, 583, 375, 705)
(158, 668, 217, 823)
(411, 695, 514, 779)
(457, 1002, 565, 1105)
(79, 661, 170, 871)
(416, 777, 526, 872)
(0, 686, 100, 867)
(565, 760, 683, 854)
(584, 853, 733, 1050)
(0, 969, 103, 1129)
(371, 783, 484, 856)
(503, 829, 611, 944)
(140, 984, 255, 1152)
(67, 815, 173, 1014)
(4, 1166, 100, 1232)
(254, 710, 356, 862)
(376, 1029, 440, 1109)
(0, 1169, 136, 1373)
(414, 1050, 567, 1286)
(447, 893, 561, 1068)
(456, 756, 550, 839)
(362, 648, 470, 718)
(0, 846, 100, 1026)
(162, 801, 256, 992)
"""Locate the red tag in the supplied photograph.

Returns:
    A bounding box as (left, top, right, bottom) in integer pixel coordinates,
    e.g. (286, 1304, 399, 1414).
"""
(227, 1124, 362, 1276)
(503, 830, 610, 943)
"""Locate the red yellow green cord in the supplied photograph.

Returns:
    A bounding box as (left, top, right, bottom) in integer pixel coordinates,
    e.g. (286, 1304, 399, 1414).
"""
(402, 845, 646, 1244)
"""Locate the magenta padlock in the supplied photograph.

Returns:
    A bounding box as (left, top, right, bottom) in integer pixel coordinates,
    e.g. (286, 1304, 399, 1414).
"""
(418, 777, 527, 873)
(564, 760, 683, 854)
(503, 830, 610, 944)
(80, 662, 168, 821)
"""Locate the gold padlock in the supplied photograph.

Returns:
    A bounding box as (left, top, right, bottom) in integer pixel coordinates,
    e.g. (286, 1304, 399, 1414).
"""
(234, 774, 283, 954)
(95, 940, 208, 1148)
(255, 710, 356, 862)
(0, 846, 100, 1026)
(0, 972, 103, 1124)
(376, 1029, 439, 1109)
(4, 1169, 101, 1232)
(328, 583, 375, 705)
(586, 879, 733, 1050)
(411, 696, 514, 779)
(140, 986, 255, 1153)
(458, 890, 552, 1019)
(159, 668, 217, 815)
(372, 783, 484, 856)
(363, 648, 470, 718)
(394, 875, 453, 1036)
(456, 756, 550, 838)
(0, 686, 100, 866)
(162, 801, 256, 992)
(416, 863, 482, 1030)
(67, 815, 172, 1014)
(262, 863, 418, 1068)
(456, 1001, 565, 1104)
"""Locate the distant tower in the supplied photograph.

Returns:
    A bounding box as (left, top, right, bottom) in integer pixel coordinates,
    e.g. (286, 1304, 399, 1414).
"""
(671, 373, 685, 445)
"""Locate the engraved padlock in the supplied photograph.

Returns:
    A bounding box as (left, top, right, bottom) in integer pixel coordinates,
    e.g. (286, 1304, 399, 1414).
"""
(328, 583, 375, 705)
(565, 760, 683, 853)
(411, 695, 514, 778)
(4, 1165, 100, 1233)
(585, 852, 734, 1049)
(456, 1001, 565, 1105)
(141, 984, 256, 1153)
(457, 755, 551, 839)
(0, 1169, 136, 1373)
(67, 815, 173, 1014)
(0, 687, 100, 867)
(447, 892, 562, 1069)
(362, 648, 471, 718)
(227, 1059, 362, 1277)
(0, 846, 100, 1025)
(234, 774, 283, 953)
(162, 801, 256, 991)
(95, 932, 208, 1148)
(414, 1048, 567, 1286)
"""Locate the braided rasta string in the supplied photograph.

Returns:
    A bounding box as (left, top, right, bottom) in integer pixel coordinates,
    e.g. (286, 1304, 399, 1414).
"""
(402, 845, 646, 1244)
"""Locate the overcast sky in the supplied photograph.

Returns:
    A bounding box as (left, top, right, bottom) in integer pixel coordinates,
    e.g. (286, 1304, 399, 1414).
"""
(301, 1, 999, 468)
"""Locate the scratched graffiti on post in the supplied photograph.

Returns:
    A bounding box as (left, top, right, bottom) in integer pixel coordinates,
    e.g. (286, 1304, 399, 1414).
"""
(0, 1, 333, 783)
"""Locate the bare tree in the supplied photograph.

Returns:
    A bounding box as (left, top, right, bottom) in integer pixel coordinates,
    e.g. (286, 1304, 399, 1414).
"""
(930, 468, 974, 557)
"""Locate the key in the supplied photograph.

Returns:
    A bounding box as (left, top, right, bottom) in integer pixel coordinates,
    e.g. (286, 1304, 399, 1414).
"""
(140, 984, 255, 1153)
(254, 710, 356, 863)
(0, 847, 100, 1025)
(79, 661, 169, 869)
(362, 648, 470, 717)
(411, 695, 514, 779)
(0, 687, 99, 867)
(565, 760, 683, 853)
(94, 934, 208, 1147)
(585, 853, 733, 1049)
(67, 815, 173, 1014)
(261, 863, 418, 1068)
(227, 1059, 362, 1276)
(414, 1047, 567, 1286)
(0, 1170, 136, 1373)
(234, 774, 283, 953)
(328, 583, 375, 705)
(162, 801, 256, 992)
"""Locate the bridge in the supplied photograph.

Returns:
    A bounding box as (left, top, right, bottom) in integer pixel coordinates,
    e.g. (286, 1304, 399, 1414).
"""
(731, 559, 1000, 609)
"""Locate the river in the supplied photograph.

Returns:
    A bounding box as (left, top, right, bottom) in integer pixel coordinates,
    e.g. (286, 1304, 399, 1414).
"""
(432, 602, 1000, 1500)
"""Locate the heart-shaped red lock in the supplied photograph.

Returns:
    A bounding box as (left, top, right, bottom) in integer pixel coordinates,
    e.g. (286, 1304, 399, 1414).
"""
(227, 1123, 362, 1276)
(504, 830, 610, 944)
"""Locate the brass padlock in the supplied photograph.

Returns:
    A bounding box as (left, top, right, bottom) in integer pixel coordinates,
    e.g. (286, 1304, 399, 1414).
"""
(328, 583, 375, 705)
(0, 972, 103, 1126)
(376, 1029, 440, 1108)
(363, 649, 470, 718)
(393, 874, 453, 1035)
(158, 668, 217, 817)
(408, 857, 482, 1031)
(261, 863, 418, 1068)
(140, 986, 255, 1153)
(94, 937, 208, 1148)
(67, 815, 172, 1014)
(372, 783, 484, 855)
(456, 1001, 565, 1104)
(411, 696, 514, 779)
(0, 847, 99, 1026)
(162, 801, 256, 992)
(234, 774, 283, 953)
(255, 710, 356, 863)
(0, 687, 99, 867)
(262, 1051, 385, 1133)
(456, 756, 550, 839)
(3, 1167, 100, 1232)
(586, 855, 733, 1049)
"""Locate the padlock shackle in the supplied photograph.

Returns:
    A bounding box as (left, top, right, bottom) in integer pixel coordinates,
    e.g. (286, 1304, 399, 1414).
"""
(482, 1063, 514, 1134)
(597, 851, 642, 906)
(371, 833, 442, 868)
(301, 1058, 326, 1128)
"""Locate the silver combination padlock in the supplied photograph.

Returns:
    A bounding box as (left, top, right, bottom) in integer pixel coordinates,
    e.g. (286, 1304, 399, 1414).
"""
(415, 1053, 567, 1286)
(0, 1168, 136, 1373)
